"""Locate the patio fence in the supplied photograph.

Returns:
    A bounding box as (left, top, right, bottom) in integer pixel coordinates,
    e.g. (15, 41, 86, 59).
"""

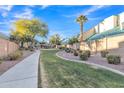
(0, 38, 19, 57)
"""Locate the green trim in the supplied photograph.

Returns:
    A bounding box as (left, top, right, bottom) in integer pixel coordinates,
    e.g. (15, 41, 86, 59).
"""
(87, 27, 123, 42)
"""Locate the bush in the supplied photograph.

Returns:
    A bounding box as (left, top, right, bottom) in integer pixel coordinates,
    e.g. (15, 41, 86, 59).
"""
(70, 49, 74, 53)
(8, 50, 23, 60)
(65, 48, 71, 53)
(77, 48, 80, 51)
(101, 50, 109, 57)
(59, 46, 65, 50)
(78, 50, 83, 55)
(0, 61, 2, 64)
(0, 58, 2, 64)
(25, 48, 28, 50)
(107, 55, 121, 65)
(80, 52, 88, 61)
(84, 50, 91, 57)
(30, 48, 35, 51)
(59, 47, 62, 50)
(73, 51, 78, 56)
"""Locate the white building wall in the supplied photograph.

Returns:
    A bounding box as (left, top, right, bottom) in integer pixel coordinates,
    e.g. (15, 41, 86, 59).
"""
(99, 22, 105, 33)
(95, 25, 99, 33)
(119, 12, 124, 30)
(95, 15, 117, 33)
(103, 16, 115, 31)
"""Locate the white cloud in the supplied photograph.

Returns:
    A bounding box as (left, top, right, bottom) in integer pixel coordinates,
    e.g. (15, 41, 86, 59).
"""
(0, 5, 13, 17)
(0, 30, 10, 36)
(63, 5, 110, 18)
(83, 5, 109, 16)
(41, 5, 49, 9)
(0, 5, 13, 11)
(0, 19, 15, 25)
(14, 8, 34, 19)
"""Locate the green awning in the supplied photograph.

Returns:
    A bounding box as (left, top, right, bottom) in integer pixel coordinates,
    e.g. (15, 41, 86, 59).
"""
(87, 27, 124, 42)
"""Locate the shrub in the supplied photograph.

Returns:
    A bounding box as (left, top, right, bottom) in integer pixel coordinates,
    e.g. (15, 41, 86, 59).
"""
(25, 48, 28, 50)
(77, 48, 80, 51)
(78, 50, 83, 55)
(107, 55, 121, 65)
(59, 47, 62, 50)
(8, 50, 23, 60)
(65, 48, 71, 53)
(70, 49, 74, 53)
(0, 58, 2, 64)
(0, 61, 2, 64)
(101, 50, 109, 57)
(80, 52, 88, 61)
(84, 50, 91, 57)
(59, 46, 65, 50)
(73, 51, 78, 56)
(30, 48, 35, 51)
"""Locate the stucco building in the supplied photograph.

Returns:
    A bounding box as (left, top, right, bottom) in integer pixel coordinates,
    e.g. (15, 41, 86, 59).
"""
(80, 12, 124, 54)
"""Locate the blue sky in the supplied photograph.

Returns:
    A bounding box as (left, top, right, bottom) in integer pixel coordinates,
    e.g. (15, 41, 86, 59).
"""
(0, 5, 124, 41)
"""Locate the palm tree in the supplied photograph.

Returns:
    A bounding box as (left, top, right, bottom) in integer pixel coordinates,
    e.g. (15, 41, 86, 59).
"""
(76, 15, 88, 44)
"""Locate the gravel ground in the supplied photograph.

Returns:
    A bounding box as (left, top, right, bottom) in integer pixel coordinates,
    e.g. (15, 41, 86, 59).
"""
(58, 51, 124, 73)
(0, 50, 34, 76)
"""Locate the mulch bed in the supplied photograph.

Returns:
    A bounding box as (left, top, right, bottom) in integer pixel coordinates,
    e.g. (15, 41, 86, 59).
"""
(0, 50, 34, 75)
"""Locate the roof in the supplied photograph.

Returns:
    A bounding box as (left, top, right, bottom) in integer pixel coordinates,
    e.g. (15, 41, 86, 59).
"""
(0, 32, 9, 40)
(87, 27, 124, 42)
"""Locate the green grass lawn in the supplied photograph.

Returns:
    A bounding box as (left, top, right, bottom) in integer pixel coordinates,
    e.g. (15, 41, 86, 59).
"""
(40, 50, 124, 88)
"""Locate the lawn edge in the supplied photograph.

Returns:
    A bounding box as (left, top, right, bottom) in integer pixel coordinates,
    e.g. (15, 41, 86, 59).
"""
(38, 51, 49, 88)
(56, 51, 124, 76)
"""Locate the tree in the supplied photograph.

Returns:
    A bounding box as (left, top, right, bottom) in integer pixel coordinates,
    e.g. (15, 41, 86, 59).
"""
(10, 19, 48, 48)
(49, 34, 62, 47)
(76, 15, 88, 43)
(68, 35, 79, 45)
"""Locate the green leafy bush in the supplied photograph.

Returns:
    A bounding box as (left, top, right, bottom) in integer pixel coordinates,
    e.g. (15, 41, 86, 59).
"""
(78, 50, 83, 55)
(70, 49, 75, 53)
(84, 50, 91, 57)
(107, 55, 121, 65)
(30, 48, 35, 51)
(0, 61, 2, 64)
(0, 58, 2, 64)
(8, 50, 23, 60)
(80, 52, 88, 61)
(101, 50, 109, 57)
(65, 48, 71, 53)
(59, 46, 65, 50)
(73, 51, 78, 56)
(77, 48, 80, 51)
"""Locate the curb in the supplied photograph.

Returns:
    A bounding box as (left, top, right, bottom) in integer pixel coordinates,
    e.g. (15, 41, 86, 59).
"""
(41, 48, 59, 50)
(56, 51, 124, 76)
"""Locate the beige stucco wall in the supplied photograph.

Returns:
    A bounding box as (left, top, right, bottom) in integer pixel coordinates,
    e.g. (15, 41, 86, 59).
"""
(89, 34, 124, 52)
(0, 38, 19, 57)
(119, 12, 124, 30)
(72, 43, 80, 50)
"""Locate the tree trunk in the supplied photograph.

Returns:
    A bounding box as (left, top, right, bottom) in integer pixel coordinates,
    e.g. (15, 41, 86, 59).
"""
(80, 23, 83, 50)
(106, 37, 108, 51)
(20, 41, 24, 48)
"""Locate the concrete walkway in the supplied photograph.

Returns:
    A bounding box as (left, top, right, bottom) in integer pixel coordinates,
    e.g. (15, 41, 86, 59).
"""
(0, 50, 40, 88)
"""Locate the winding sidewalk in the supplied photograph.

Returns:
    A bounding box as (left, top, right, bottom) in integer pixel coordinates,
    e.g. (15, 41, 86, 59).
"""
(0, 50, 40, 88)
(57, 51, 124, 76)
